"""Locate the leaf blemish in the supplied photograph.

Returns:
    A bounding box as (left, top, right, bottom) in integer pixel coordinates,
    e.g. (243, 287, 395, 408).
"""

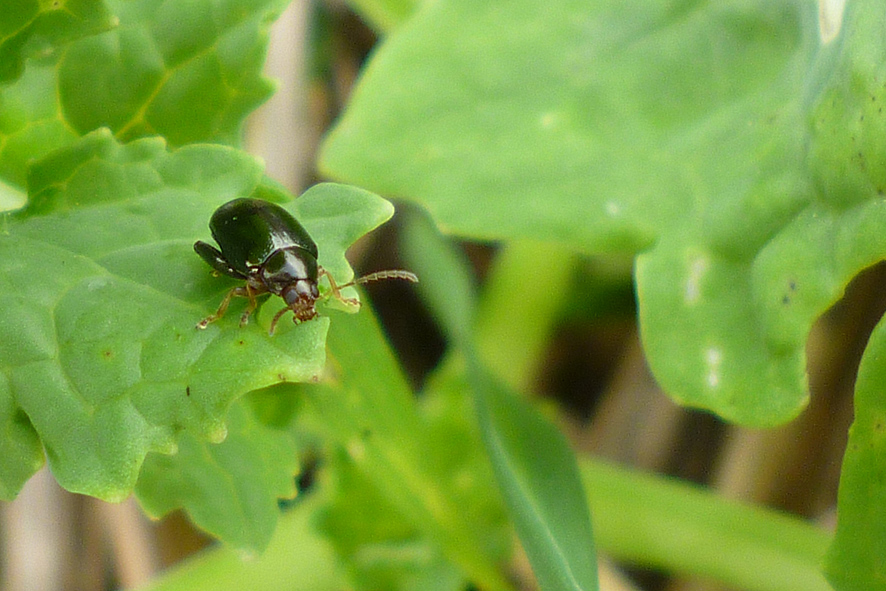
(705, 347, 722, 389)
(186, 386, 191, 396)
(685, 256, 710, 305)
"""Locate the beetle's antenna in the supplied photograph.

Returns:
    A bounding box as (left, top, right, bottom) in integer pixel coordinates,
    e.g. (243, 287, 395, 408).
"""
(348, 270, 419, 288)
(319, 268, 418, 307)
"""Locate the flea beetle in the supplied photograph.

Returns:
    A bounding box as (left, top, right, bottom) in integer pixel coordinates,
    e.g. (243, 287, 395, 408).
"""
(194, 197, 418, 334)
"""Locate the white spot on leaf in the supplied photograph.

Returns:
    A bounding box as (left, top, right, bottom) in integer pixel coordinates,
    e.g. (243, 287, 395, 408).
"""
(685, 256, 709, 305)
(819, 0, 845, 44)
(705, 347, 722, 389)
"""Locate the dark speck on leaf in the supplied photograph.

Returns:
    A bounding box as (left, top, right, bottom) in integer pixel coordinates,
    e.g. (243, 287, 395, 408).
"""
(103, 350, 113, 359)
(238, 340, 245, 346)
(186, 386, 191, 397)
(782, 296, 791, 305)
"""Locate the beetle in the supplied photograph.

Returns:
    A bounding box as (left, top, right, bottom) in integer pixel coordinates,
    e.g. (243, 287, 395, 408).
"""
(194, 197, 418, 334)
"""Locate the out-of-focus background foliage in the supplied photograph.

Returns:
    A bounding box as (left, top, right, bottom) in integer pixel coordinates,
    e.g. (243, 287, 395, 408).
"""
(2, 0, 874, 589)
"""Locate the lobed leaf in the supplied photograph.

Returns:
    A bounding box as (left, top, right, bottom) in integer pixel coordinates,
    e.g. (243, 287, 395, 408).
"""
(0, 0, 285, 194)
(135, 398, 301, 553)
(0, 0, 114, 84)
(0, 130, 395, 505)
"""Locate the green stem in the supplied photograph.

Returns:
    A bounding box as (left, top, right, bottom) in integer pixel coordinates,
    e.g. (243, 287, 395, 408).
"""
(475, 240, 575, 392)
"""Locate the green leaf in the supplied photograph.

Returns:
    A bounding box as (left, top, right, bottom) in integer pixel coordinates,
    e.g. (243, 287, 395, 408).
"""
(824, 314, 886, 590)
(0, 0, 284, 193)
(60, 0, 286, 145)
(319, 450, 472, 591)
(343, 0, 419, 32)
(400, 209, 476, 344)
(0, 0, 114, 84)
(402, 212, 597, 591)
(471, 360, 598, 591)
(136, 489, 349, 591)
(0, 130, 395, 502)
(303, 310, 514, 591)
(135, 398, 300, 553)
(583, 459, 832, 591)
(317, 0, 886, 427)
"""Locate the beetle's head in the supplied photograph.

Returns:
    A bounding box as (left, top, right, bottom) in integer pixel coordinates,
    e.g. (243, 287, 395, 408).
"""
(281, 280, 320, 323)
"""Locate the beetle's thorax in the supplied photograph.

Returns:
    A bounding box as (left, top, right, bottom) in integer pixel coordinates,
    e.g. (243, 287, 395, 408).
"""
(259, 246, 319, 294)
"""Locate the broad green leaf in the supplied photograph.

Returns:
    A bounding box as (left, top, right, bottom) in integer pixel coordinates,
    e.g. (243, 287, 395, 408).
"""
(135, 398, 300, 553)
(60, 0, 286, 145)
(318, 0, 886, 428)
(0, 130, 395, 501)
(824, 313, 886, 590)
(0, 0, 284, 195)
(0, 0, 114, 84)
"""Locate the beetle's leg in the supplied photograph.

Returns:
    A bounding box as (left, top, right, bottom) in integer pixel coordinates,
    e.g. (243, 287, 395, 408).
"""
(269, 307, 291, 335)
(319, 267, 361, 308)
(196, 286, 251, 329)
(239, 284, 262, 327)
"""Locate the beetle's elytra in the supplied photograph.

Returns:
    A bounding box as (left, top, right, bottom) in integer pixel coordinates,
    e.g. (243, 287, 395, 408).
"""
(195, 197, 418, 334)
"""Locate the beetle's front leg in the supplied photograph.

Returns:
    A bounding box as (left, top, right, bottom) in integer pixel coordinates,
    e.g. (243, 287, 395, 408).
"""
(319, 268, 361, 309)
(196, 286, 251, 329)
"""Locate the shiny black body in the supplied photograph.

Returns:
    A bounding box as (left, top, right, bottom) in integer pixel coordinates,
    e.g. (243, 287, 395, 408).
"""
(195, 198, 322, 328)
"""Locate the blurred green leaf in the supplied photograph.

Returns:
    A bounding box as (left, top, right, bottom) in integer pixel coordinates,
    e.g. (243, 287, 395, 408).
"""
(472, 359, 598, 591)
(0, 130, 394, 509)
(0, 0, 114, 84)
(402, 211, 597, 591)
(343, 0, 418, 32)
(304, 310, 513, 591)
(319, 450, 472, 591)
(137, 489, 348, 591)
(824, 313, 886, 590)
(583, 459, 832, 591)
(400, 209, 475, 343)
(0, 0, 284, 192)
(319, 0, 859, 428)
